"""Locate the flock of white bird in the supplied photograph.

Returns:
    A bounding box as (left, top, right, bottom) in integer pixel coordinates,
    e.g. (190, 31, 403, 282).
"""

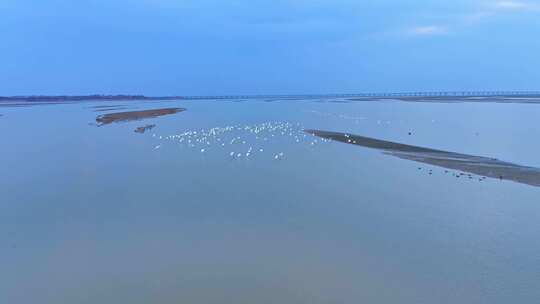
(151, 121, 331, 160)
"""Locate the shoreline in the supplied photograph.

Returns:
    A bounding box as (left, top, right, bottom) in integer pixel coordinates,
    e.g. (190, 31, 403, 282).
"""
(2, 92, 540, 103)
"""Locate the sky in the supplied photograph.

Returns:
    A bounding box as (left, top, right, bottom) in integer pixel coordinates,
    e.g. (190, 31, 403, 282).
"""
(1, 0, 539, 95)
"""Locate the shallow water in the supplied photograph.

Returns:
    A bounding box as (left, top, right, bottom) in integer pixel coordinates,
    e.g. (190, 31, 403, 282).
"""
(2, 98, 540, 303)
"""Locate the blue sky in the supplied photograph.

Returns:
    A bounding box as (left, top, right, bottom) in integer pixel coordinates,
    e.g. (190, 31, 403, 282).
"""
(1, 0, 539, 95)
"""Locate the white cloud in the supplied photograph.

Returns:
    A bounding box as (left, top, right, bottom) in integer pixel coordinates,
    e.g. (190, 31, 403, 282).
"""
(492, 0, 540, 11)
(407, 25, 448, 36)
(399, 1, 539, 38)
(462, 11, 495, 23)
(460, 1, 540, 26)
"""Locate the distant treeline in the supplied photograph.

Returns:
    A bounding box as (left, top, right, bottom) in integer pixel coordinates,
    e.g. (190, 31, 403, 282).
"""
(0, 95, 183, 102)
(1, 92, 540, 102)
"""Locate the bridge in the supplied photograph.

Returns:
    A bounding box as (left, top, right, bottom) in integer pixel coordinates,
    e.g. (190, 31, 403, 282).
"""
(180, 91, 540, 100)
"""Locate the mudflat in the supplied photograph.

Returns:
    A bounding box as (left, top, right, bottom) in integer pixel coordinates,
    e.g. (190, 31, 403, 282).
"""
(96, 108, 185, 126)
(306, 129, 540, 188)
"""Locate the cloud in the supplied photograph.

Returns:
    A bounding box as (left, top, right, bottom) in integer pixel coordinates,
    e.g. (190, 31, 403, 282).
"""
(399, 0, 539, 38)
(462, 1, 540, 24)
(407, 25, 448, 36)
(462, 11, 496, 23)
(492, 0, 538, 10)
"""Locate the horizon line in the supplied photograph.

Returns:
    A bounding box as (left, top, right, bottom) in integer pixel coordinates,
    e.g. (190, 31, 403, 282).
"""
(2, 90, 540, 100)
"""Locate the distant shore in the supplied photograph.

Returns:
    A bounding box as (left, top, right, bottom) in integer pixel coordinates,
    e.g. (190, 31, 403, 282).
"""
(1, 92, 540, 103)
(0, 95, 183, 102)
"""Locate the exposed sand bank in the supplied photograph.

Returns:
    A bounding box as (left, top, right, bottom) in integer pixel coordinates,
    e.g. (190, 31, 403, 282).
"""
(306, 129, 540, 187)
(96, 108, 185, 126)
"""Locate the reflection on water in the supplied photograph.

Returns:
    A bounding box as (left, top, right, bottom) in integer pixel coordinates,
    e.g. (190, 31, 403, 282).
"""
(307, 129, 540, 188)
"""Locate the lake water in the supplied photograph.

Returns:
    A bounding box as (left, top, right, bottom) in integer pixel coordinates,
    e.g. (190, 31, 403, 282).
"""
(2, 98, 540, 303)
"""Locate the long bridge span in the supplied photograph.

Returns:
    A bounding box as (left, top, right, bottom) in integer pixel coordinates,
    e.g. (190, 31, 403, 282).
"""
(180, 91, 540, 100)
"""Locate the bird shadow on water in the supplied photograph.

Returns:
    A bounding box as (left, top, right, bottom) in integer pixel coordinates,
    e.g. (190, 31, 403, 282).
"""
(305, 129, 540, 188)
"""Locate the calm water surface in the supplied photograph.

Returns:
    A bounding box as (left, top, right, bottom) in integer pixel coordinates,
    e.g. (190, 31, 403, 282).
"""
(2, 98, 540, 303)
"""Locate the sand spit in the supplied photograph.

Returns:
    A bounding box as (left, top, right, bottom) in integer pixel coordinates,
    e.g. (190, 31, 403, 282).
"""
(305, 129, 540, 188)
(96, 108, 185, 126)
